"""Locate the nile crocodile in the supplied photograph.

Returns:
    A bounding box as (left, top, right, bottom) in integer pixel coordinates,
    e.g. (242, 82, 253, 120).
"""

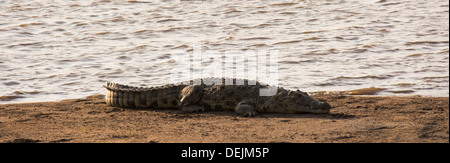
(104, 78, 332, 116)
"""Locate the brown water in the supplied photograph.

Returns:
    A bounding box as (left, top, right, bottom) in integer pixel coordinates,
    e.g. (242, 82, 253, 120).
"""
(0, 0, 449, 104)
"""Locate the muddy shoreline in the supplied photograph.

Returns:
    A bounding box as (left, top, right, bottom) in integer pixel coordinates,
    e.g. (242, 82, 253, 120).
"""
(0, 95, 448, 143)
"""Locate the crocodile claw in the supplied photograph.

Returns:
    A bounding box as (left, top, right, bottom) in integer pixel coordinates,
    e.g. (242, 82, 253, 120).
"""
(242, 110, 257, 117)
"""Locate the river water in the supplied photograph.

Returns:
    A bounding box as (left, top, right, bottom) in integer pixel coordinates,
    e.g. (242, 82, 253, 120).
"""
(0, 0, 448, 104)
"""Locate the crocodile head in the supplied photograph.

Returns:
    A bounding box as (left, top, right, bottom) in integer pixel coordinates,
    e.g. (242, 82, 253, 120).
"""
(270, 90, 332, 114)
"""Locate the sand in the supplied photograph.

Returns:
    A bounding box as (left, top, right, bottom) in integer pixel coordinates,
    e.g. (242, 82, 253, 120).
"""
(0, 94, 448, 143)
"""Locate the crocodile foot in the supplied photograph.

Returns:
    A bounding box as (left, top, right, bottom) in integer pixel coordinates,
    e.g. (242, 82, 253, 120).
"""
(235, 104, 257, 117)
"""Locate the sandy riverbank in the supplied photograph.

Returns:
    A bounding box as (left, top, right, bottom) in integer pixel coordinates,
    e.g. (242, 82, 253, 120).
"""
(0, 94, 448, 143)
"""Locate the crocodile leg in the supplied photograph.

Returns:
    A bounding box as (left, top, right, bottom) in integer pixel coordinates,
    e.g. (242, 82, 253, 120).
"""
(178, 85, 205, 112)
(235, 100, 257, 117)
(179, 85, 204, 106)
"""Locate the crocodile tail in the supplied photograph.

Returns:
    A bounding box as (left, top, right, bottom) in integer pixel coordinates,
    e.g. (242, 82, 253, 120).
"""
(104, 82, 148, 108)
(105, 82, 178, 109)
(104, 82, 122, 107)
(104, 82, 113, 106)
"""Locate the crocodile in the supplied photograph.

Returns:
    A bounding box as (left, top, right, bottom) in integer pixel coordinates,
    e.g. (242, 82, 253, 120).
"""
(103, 78, 332, 116)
